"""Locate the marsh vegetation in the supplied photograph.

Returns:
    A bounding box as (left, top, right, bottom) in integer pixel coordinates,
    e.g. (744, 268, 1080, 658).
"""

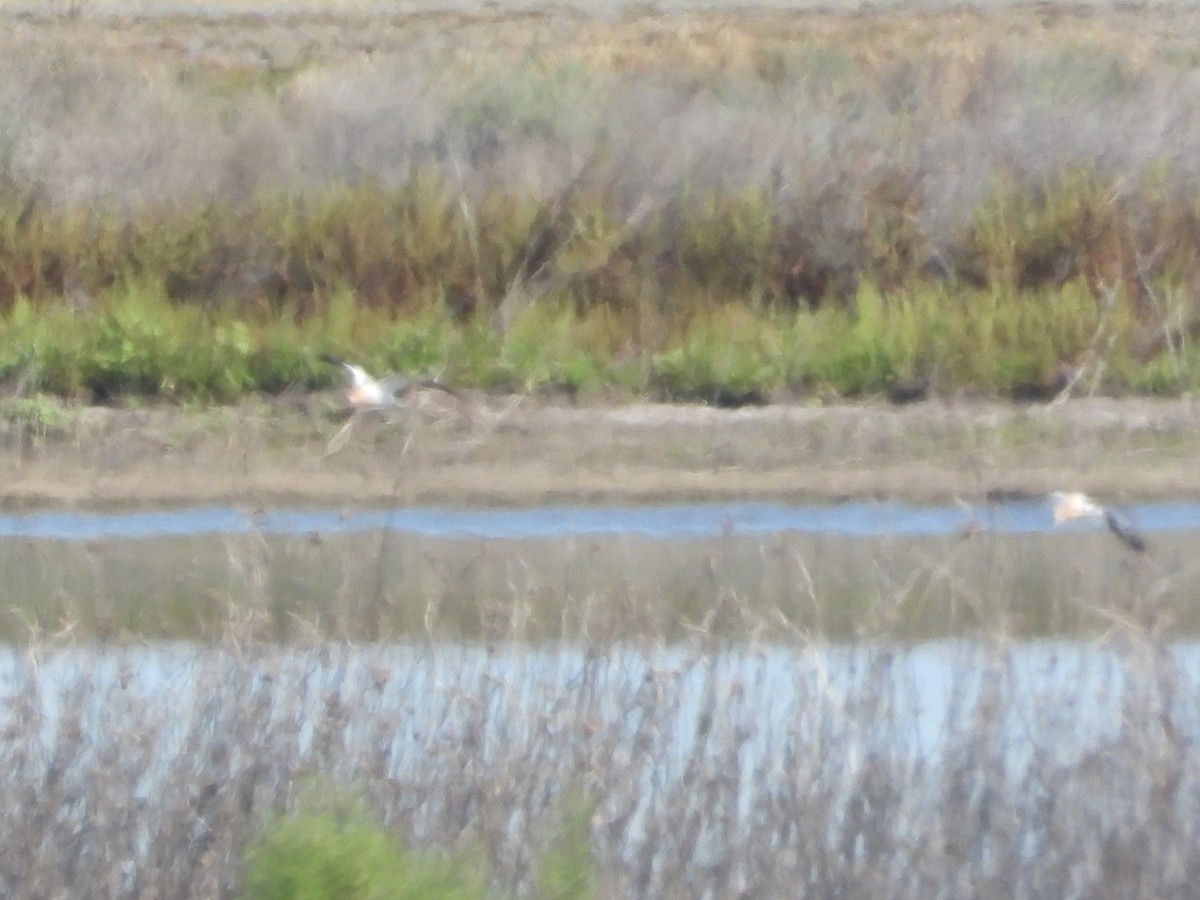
(5, 5, 1200, 401)
(2, 623, 1199, 897)
(0, 522, 1189, 644)
(4, 2, 1200, 896)
(0, 508, 1192, 896)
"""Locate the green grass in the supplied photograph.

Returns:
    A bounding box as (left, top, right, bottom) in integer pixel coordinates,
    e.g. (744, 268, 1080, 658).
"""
(243, 786, 595, 900)
(244, 793, 489, 900)
(0, 266, 1186, 404)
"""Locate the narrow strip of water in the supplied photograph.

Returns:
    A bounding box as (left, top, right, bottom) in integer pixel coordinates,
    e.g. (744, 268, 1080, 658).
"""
(0, 499, 1187, 541)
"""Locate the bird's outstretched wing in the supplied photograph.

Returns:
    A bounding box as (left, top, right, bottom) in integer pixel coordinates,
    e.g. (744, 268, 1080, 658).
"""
(1103, 510, 1148, 554)
(378, 374, 462, 402)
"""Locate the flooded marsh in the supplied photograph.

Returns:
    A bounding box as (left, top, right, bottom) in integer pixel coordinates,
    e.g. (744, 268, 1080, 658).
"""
(1, 637, 1199, 896)
(0, 500, 1192, 643)
(0, 497, 1197, 895)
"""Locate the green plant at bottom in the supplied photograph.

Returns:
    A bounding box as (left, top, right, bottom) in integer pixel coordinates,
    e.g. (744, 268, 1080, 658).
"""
(244, 786, 600, 900)
(243, 795, 486, 900)
(537, 794, 596, 900)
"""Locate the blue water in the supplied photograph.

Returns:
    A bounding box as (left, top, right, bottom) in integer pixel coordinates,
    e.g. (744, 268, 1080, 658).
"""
(8, 640, 1198, 779)
(4, 638, 1197, 893)
(0, 499, 1189, 541)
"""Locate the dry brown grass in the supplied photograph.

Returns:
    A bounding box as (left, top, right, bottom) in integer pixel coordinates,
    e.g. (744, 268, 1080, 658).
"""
(4, 396, 1200, 508)
(4, 4, 1200, 249)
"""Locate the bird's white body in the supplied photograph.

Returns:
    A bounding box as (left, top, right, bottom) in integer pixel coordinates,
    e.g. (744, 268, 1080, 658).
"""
(1050, 491, 1106, 524)
(340, 362, 391, 409)
(326, 359, 420, 411)
(1049, 491, 1147, 553)
(319, 354, 463, 455)
(322, 354, 459, 415)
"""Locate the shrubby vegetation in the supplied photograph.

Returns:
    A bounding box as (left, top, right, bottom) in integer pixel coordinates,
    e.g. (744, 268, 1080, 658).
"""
(244, 788, 594, 900)
(243, 793, 490, 900)
(3, 10, 1200, 402)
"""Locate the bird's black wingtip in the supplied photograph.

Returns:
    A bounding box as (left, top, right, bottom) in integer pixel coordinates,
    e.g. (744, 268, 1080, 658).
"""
(1104, 510, 1148, 554)
(319, 352, 346, 368)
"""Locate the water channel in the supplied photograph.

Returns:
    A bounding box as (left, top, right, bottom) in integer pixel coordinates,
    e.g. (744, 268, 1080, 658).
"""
(0, 498, 1194, 640)
(1, 500, 1195, 888)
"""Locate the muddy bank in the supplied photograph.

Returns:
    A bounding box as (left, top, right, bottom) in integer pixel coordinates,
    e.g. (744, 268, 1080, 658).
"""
(3, 395, 1200, 508)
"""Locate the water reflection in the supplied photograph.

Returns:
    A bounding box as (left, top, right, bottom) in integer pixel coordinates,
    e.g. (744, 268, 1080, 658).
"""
(2, 636, 1196, 894)
(5, 639, 1195, 778)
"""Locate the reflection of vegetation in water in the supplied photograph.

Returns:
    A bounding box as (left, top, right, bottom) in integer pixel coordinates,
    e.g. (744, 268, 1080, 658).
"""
(0, 528, 1184, 642)
(0, 639, 1196, 896)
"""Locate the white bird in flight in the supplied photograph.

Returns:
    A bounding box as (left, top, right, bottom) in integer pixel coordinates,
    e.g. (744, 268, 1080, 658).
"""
(321, 354, 460, 411)
(1050, 491, 1147, 553)
(319, 354, 462, 454)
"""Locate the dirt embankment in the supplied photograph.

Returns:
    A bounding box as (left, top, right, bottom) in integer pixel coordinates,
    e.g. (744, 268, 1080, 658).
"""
(4, 394, 1200, 508)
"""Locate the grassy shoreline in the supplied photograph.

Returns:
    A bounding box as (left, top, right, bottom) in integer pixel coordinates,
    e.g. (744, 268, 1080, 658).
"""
(3, 395, 1200, 509)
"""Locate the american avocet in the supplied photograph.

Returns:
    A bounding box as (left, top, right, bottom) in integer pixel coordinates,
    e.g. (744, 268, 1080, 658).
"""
(320, 354, 460, 411)
(1050, 491, 1147, 553)
(319, 354, 461, 453)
